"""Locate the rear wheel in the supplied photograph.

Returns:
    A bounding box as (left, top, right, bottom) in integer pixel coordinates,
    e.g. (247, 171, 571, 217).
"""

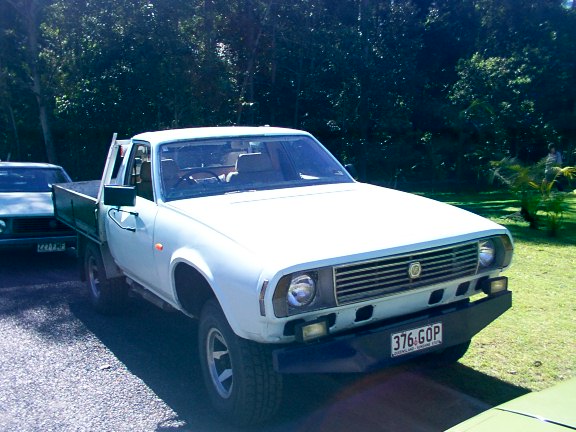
(198, 299, 282, 425)
(84, 242, 127, 314)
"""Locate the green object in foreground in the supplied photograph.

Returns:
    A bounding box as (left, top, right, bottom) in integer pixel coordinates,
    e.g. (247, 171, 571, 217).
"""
(446, 377, 576, 431)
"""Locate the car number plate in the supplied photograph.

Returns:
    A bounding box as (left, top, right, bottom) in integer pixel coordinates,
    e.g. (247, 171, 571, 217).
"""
(37, 242, 66, 253)
(391, 322, 442, 357)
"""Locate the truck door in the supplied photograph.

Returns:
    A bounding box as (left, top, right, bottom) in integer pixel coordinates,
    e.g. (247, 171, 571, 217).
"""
(105, 143, 161, 290)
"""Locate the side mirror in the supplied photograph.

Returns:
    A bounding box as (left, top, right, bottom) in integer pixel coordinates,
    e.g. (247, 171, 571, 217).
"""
(344, 164, 358, 180)
(104, 185, 136, 207)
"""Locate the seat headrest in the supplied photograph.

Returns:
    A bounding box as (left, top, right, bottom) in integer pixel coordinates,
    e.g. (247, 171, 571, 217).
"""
(236, 153, 274, 173)
(161, 159, 179, 178)
(140, 161, 152, 181)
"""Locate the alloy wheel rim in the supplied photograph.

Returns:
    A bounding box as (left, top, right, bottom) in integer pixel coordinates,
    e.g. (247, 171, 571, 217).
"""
(206, 327, 233, 399)
(87, 255, 101, 299)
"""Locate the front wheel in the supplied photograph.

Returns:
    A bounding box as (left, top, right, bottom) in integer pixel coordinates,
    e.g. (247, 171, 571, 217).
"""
(84, 242, 127, 314)
(198, 299, 282, 425)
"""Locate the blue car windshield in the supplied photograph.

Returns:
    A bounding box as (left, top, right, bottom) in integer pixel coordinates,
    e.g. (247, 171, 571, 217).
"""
(158, 135, 354, 200)
(0, 167, 70, 192)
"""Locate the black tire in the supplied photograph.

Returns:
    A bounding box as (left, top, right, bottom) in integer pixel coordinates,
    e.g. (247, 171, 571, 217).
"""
(84, 242, 127, 315)
(428, 340, 471, 367)
(198, 299, 283, 426)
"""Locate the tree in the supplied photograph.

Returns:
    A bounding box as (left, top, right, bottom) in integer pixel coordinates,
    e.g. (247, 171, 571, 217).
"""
(2, 0, 57, 163)
(2, 0, 576, 185)
(43, 0, 238, 177)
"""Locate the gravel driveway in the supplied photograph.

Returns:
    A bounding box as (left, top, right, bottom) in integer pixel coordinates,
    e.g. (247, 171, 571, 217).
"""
(0, 250, 489, 431)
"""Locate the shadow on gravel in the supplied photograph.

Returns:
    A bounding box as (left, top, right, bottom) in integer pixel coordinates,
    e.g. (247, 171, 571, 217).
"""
(1, 249, 530, 431)
(69, 298, 212, 429)
(69, 296, 394, 430)
(0, 249, 78, 289)
(70, 294, 530, 432)
(0, 249, 89, 343)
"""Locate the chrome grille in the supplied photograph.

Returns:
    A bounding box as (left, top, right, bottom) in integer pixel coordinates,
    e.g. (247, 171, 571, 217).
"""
(334, 242, 478, 305)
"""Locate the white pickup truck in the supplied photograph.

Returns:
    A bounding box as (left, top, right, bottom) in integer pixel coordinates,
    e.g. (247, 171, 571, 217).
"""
(53, 126, 513, 425)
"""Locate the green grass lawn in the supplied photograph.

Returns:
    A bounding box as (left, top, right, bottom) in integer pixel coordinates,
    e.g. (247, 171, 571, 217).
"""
(421, 190, 576, 405)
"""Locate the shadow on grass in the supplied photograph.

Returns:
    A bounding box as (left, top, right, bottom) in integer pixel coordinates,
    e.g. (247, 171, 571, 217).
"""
(418, 362, 531, 406)
(418, 191, 519, 219)
(421, 190, 576, 246)
(504, 222, 576, 246)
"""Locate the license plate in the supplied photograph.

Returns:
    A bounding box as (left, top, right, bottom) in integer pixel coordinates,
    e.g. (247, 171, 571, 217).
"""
(391, 322, 443, 357)
(37, 242, 66, 253)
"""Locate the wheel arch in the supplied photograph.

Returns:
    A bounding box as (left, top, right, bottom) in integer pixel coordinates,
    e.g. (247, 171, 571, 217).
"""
(173, 261, 217, 319)
(169, 247, 265, 340)
(78, 236, 123, 281)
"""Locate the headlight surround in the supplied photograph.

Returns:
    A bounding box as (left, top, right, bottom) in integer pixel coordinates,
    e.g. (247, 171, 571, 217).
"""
(0, 219, 6, 234)
(273, 267, 336, 317)
(478, 235, 514, 270)
(287, 273, 316, 307)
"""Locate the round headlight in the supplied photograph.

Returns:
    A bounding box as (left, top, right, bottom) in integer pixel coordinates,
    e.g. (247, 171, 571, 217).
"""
(0, 219, 6, 234)
(287, 274, 316, 307)
(479, 238, 496, 268)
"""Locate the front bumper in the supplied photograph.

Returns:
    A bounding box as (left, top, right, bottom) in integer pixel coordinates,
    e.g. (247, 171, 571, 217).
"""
(272, 290, 511, 374)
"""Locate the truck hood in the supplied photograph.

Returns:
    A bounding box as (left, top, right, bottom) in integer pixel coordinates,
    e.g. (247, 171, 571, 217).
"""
(0, 192, 54, 217)
(166, 183, 508, 269)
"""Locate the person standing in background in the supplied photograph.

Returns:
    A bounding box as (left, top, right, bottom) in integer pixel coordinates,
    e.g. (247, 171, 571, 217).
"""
(544, 143, 563, 190)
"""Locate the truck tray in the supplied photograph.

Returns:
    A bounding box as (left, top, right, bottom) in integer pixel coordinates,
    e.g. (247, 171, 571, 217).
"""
(52, 180, 101, 242)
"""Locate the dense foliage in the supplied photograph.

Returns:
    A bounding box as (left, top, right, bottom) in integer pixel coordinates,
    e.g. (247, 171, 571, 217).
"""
(1, 0, 575, 182)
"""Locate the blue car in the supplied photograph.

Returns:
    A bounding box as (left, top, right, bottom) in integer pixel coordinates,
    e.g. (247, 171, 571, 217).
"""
(0, 162, 76, 252)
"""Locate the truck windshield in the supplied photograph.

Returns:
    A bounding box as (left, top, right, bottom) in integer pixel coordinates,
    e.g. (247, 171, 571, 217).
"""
(158, 135, 354, 201)
(0, 167, 71, 193)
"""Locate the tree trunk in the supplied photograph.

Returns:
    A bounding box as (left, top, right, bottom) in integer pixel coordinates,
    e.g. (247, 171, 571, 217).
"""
(7, 0, 57, 163)
(23, 0, 57, 163)
(7, 104, 21, 160)
(0, 62, 21, 160)
(292, 52, 304, 128)
(356, 0, 371, 180)
(236, 0, 273, 125)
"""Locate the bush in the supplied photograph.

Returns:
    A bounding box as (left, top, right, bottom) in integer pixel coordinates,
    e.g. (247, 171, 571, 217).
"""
(490, 158, 575, 236)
